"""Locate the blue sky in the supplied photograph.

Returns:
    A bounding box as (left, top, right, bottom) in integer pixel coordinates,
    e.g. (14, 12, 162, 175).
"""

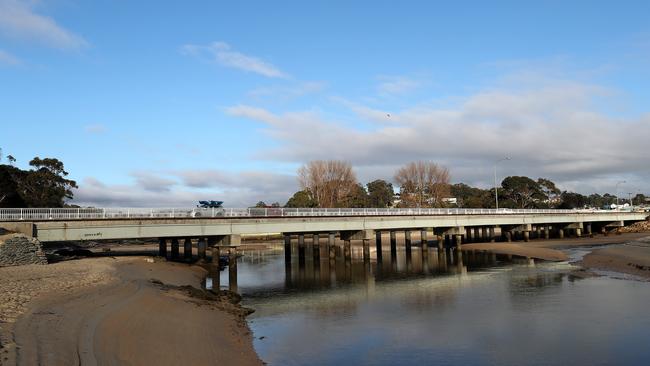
(1, 0, 649, 206)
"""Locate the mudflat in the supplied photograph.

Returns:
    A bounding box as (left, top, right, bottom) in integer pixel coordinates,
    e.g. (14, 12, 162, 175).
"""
(1, 257, 261, 366)
(579, 239, 650, 279)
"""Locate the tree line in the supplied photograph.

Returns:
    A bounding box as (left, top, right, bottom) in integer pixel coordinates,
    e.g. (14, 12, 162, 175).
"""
(0, 150, 78, 208)
(281, 160, 646, 209)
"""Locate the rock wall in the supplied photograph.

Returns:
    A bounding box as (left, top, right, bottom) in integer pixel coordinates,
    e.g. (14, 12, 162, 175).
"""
(0, 235, 48, 267)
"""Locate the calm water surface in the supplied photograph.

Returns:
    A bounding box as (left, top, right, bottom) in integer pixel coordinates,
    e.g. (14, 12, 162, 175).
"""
(214, 248, 650, 366)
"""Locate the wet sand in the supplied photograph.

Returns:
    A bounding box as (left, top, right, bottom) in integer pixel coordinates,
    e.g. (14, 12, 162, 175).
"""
(1, 257, 261, 366)
(460, 233, 650, 262)
(579, 240, 650, 279)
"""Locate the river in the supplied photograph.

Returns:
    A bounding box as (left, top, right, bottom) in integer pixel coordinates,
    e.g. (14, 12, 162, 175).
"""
(213, 247, 650, 365)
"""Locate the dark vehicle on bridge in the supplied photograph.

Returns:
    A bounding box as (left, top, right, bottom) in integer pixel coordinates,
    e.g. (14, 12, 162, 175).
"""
(192, 200, 225, 217)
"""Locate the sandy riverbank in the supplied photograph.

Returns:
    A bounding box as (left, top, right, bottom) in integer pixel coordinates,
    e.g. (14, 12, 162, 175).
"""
(0, 257, 261, 365)
(578, 238, 650, 279)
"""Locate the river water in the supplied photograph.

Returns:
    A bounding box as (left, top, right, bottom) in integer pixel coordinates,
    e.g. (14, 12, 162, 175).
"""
(215, 247, 650, 365)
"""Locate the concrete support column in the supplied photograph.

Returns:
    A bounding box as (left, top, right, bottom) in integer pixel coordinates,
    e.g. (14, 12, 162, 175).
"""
(228, 247, 238, 292)
(390, 231, 397, 255)
(375, 231, 383, 260)
(362, 239, 370, 261)
(505, 231, 512, 242)
(298, 234, 306, 266)
(474, 227, 481, 243)
(544, 227, 550, 239)
(465, 227, 472, 243)
(313, 233, 320, 261)
(344, 239, 352, 261)
(586, 223, 593, 236)
(535, 226, 542, 240)
(158, 238, 167, 258)
(284, 234, 292, 265)
(558, 228, 565, 239)
(523, 231, 530, 242)
(437, 234, 444, 250)
(184, 238, 192, 261)
(455, 234, 462, 250)
(198, 238, 207, 259)
(328, 232, 336, 260)
(489, 227, 496, 243)
(212, 246, 220, 264)
(576, 228, 582, 237)
(405, 230, 412, 252)
(481, 227, 488, 242)
(420, 229, 428, 248)
(171, 238, 179, 259)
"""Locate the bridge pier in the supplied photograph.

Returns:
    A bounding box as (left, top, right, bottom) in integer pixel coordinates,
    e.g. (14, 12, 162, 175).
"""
(405, 230, 412, 252)
(284, 234, 292, 265)
(523, 231, 530, 242)
(474, 227, 481, 242)
(198, 238, 207, 259)
(437, 233, 444, 250)
(390, 231, 397, 256)
(212, 245, 220, 264)
(586, 223, 593, 237)
(544, 226, 550, 239)
(455, 234, 462, 250)
(298, 234, 306, 266)
(376, 230, 383, 260)
(228, 246, 238, 292)
(489, 227, 496, 242)
(171, 238, 179, 259)
(184, 238, 192, 261)
(158, 238, 167, 258)
(465, 227, 472, 243)
(363, 239, 370, 261)
(505, 230, 512, 242)
(343, 239, 351, 261)
(313, 234, 320, 261)
(558, 228, 565, 239)
(328, 232, 336, 260)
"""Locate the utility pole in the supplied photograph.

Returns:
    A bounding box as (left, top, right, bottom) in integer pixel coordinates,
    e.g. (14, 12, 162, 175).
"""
(494, 157, 511, 210)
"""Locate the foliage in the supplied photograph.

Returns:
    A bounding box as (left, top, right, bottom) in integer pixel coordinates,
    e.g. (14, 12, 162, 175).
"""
(367, 179, 394, 208)
(500, 176, 545, 208)
(342, 183, 369, 208)
(0, 155, 77, 208)
(558, 191, 587, 209)
(394, 161, 450, 208)
(298, 160, 358, 208)
(285, 190, 318, 208)
(451, 183, 493, 208)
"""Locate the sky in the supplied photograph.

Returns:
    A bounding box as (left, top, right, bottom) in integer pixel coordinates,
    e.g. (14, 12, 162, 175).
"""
(1, 0, 649, 207)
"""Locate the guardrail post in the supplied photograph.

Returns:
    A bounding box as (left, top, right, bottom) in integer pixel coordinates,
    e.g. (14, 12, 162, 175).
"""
(77, 208, 80, 219)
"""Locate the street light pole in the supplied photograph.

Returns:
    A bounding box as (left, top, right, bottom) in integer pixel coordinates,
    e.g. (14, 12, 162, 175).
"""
(494, 157, 511, 210)
(615, 180, 626, 209)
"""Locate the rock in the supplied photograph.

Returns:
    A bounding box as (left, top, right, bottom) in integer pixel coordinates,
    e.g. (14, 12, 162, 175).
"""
(0, 235, 48, 267)
(617, 219, 650, 233)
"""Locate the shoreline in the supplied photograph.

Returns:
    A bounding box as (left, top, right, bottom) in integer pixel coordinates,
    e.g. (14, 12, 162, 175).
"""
(0, 257, 262, 366)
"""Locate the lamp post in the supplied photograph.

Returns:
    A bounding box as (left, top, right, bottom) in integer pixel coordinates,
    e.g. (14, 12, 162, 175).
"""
(615, 180, 626, 209)
(494, 157, 511, 210)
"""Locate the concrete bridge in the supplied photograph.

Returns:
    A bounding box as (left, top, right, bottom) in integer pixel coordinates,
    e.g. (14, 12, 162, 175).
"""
(1, 208, 647, 266)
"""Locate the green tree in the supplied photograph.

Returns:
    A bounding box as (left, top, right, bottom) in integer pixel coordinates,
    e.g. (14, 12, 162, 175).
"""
(342, 183, 369, 208)
(500, 176, 545, 208)
(537, 178, 561, 207)
(18, 157, 78, 207)
(558, 191, 587, 209)
(254, 201, 267, 208)
(285, 190, 318, 208)
(451, 183, 493, 208)
(367, 179, 394, 208)
(0, 165, 27, 207)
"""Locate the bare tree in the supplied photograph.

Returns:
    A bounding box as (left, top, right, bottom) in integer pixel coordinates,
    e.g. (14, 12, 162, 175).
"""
(394, 161, 451, 207)
(298, 160, 358, 207)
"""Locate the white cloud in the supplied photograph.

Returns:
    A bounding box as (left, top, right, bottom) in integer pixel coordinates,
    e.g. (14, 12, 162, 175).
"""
(377, 75, 421, 95)
(0, 0, 87, 49)
(0, 49, 20, 65)
(226, 79, 650, 194)
(248, 81, 326, 100)
(182, 41, 287, 78)
(72, 170, 298, 208)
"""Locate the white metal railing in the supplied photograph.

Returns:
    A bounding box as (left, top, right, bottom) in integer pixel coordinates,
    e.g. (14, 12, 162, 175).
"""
(0, 207, 640, 221)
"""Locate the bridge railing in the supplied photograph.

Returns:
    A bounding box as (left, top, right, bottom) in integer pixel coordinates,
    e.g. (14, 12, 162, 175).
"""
(0, 207, 634, 221)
